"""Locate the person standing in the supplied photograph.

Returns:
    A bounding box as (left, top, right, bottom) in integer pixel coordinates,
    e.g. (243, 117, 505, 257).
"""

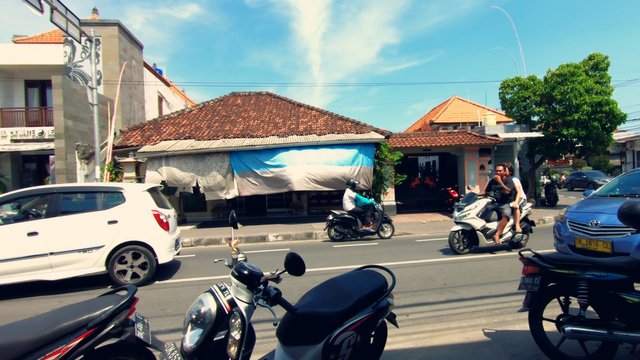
(483, 164, 516, 244)
(343, 179, 375, 230)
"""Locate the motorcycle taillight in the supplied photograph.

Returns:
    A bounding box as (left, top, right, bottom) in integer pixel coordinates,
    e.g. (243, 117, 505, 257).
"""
(519, 258, 540, 276)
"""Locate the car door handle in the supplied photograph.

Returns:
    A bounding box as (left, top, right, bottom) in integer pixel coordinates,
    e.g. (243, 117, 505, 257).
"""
(108, 220, 118, 225)
(27, 231, 39, 237)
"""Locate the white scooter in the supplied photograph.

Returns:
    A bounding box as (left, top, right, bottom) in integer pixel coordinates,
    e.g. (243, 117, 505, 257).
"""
(448, 192, 535, 254)
(161, 210, 398, 360)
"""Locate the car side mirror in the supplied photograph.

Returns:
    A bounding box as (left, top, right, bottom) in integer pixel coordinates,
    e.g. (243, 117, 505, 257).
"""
(618, 201, 640, 230)
(583, 189, 594, 197)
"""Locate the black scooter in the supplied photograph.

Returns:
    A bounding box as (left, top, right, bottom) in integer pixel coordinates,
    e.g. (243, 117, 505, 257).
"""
(542, 180, 559, 207)
(325, 202, 395, 241)
(0, 286, 159, 360)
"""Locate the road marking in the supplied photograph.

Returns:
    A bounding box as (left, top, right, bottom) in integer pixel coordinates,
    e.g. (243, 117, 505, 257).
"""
(416, 238, 448, 242)
(153, 249, 555, 285)
(175, 254, 196, 258)
(244, 248, 291, 254)
(333, 243, 379, 248)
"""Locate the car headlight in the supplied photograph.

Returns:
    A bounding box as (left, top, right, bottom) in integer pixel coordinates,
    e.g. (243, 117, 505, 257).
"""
(182, 292, 217, 354)
(556, 207, 568, 223)
(227, 310, 246, 360)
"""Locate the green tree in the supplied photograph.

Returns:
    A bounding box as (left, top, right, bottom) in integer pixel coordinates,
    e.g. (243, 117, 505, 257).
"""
(591, 155, 612, 174)
(372, 142, 406, 202)
(499, 53, 626, 199)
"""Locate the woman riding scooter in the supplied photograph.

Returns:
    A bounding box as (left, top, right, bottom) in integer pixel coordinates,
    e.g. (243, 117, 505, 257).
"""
(343, 179, 375, 231)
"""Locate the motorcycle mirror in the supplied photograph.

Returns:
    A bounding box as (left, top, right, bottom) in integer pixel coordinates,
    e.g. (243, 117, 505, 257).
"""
(229, 210, 239, 230)
(618, 201, 640, 230)
(284, 252, 306, 277)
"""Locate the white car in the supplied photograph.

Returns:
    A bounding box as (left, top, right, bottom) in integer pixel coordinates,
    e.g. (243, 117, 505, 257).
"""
(0, 183, 181, 286)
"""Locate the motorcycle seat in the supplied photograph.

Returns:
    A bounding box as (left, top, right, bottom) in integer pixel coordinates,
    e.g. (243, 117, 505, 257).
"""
(276, 269, 388, 346)
(0, 290, 132, 360)
(540, 252, 640, 278)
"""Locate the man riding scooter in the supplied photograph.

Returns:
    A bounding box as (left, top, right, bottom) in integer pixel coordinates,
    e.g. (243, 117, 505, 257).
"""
(343, 179, 376, 231)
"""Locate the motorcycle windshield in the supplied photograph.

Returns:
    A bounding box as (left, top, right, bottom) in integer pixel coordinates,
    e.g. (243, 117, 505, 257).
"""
(459, 192, 478, 206)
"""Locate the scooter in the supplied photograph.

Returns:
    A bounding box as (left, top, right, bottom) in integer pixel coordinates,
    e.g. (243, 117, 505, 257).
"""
(325, 202, 395, 241)
(162, 210, 398, 360)
(441, 186, 462, 213)
(517, 200, 640, 360)
(448, 192, 535, 254)
(542, 180, 559, 207)
(0, 285, 158, 360)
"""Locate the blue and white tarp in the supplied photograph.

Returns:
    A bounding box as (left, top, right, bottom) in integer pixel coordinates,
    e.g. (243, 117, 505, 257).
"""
(230, 144, 375, 196)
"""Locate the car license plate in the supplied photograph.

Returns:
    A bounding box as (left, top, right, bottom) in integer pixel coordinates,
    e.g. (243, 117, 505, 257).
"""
(575, 237, 612, 253)
(134, 312, 151, 344)
(518, 276, 541, 292)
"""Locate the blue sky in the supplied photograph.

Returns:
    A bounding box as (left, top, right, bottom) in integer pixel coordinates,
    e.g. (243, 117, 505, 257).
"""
(2, 0, 639, 132)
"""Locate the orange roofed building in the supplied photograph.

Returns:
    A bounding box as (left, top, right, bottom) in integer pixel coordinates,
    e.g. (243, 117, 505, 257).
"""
(387, 96, 540, 213)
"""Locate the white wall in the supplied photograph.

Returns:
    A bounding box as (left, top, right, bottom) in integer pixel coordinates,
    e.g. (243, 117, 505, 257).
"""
(0, 44, 63, 65)
(143, 66, 191, 120)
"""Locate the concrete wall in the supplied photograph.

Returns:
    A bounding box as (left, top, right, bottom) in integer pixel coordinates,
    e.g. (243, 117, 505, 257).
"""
(83, 20, 145, 133)
(143, 66, 192, 120)
(53, 75, 110, 183)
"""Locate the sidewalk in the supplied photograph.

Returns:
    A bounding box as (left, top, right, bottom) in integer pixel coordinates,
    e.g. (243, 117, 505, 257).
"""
(178, 195, 579, 247)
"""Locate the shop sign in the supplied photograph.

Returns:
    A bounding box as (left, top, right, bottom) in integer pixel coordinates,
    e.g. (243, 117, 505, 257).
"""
(0, 127, 54, 144)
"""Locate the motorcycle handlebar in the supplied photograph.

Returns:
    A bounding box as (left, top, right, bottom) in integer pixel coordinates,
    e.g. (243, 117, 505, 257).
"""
(264, 286, 297, 314)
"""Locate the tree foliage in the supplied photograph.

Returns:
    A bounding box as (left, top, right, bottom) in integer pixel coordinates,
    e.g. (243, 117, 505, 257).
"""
(372, 142, 406, 202)
(499, 52, 626, 198)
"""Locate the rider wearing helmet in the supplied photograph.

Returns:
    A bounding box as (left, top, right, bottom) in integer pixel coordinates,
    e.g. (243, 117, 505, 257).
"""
(343, 179, 375, 230)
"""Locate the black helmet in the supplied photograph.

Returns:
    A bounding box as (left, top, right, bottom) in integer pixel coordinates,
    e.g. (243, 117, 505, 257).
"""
(346, 179, 359, 190)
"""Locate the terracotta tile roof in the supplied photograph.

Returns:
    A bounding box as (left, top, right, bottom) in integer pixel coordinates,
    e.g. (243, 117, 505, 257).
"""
(405, 96, 512, 132)
(388, 130, 502, 148)
(12, 29, 64, 44)
(116, 91, 391, 148)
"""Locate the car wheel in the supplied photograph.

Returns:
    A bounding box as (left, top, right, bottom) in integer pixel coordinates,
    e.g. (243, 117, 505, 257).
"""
(566, 182, 574, 191)
(587, 183, 595, 190)
(108, 245, 157, 286)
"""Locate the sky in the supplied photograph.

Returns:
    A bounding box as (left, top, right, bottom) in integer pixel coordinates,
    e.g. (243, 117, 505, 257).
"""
(1, 0, 639, 132)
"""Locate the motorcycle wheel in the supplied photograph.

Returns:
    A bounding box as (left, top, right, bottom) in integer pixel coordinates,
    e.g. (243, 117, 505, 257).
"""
(361, 321, 388, 359)
(327, 223, 347, 241)
(546, 197, 558, 207)
(448, 229, 473, 255)
(528, 285, 618, 360)
(377, 222, 395, 239)
(85, 342, 155, 360)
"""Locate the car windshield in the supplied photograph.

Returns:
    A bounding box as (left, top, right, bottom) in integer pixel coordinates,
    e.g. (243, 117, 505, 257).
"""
(584, 170, 609, 179)
(591, 170, 640, 198)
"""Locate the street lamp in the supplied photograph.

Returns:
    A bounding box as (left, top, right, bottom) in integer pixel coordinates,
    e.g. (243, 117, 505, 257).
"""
(22, 0, 102, 182)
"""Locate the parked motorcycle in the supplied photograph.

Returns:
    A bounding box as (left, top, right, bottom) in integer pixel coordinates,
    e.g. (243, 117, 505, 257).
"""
(448, 192, 535, 254)
(441, 186, 462, 213)
(542, 180, 559, 207)
(0, 285, 159, 360)
(516, 201, 640, 360)
(325, 201, 395, 241)
(161, 210, 398, 360)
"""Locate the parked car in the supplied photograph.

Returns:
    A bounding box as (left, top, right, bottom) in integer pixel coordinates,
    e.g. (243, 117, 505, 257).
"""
(554, 168, 640, 257)
(564, 170, 612, 191)
(0, 183, 181, 286)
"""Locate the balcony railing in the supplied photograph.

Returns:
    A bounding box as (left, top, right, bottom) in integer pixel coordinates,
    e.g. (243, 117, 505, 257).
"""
(0, 107, 54, 128)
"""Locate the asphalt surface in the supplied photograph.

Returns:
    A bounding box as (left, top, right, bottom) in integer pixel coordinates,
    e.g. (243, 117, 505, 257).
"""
(178, 194, 580, 247)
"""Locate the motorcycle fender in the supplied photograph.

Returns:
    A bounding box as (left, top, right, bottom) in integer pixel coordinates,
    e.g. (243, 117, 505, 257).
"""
(450, 223, 473, 232)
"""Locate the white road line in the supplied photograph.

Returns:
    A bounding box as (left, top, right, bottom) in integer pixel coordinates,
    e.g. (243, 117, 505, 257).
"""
(333, 243, 379, 248)
(175, 254, 196, 258)
(416, 238, 448, 242)
(154, 249, 556, 285)
(243, 248, 291, 254)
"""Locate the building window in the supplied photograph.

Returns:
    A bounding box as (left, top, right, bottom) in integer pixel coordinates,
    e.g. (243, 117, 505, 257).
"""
(157, 94, 164, 117)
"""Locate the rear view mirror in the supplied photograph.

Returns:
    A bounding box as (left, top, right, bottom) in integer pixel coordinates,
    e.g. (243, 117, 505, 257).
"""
(583, 189, 594, 197)
(284, 252, 306, 277)
(229, 210, 239, 230)
(618, 201, 640, 230)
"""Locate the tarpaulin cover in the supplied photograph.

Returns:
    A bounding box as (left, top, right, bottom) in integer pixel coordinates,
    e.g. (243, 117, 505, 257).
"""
(230, 144, 374, 196)
(145, 153, 238, 200)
